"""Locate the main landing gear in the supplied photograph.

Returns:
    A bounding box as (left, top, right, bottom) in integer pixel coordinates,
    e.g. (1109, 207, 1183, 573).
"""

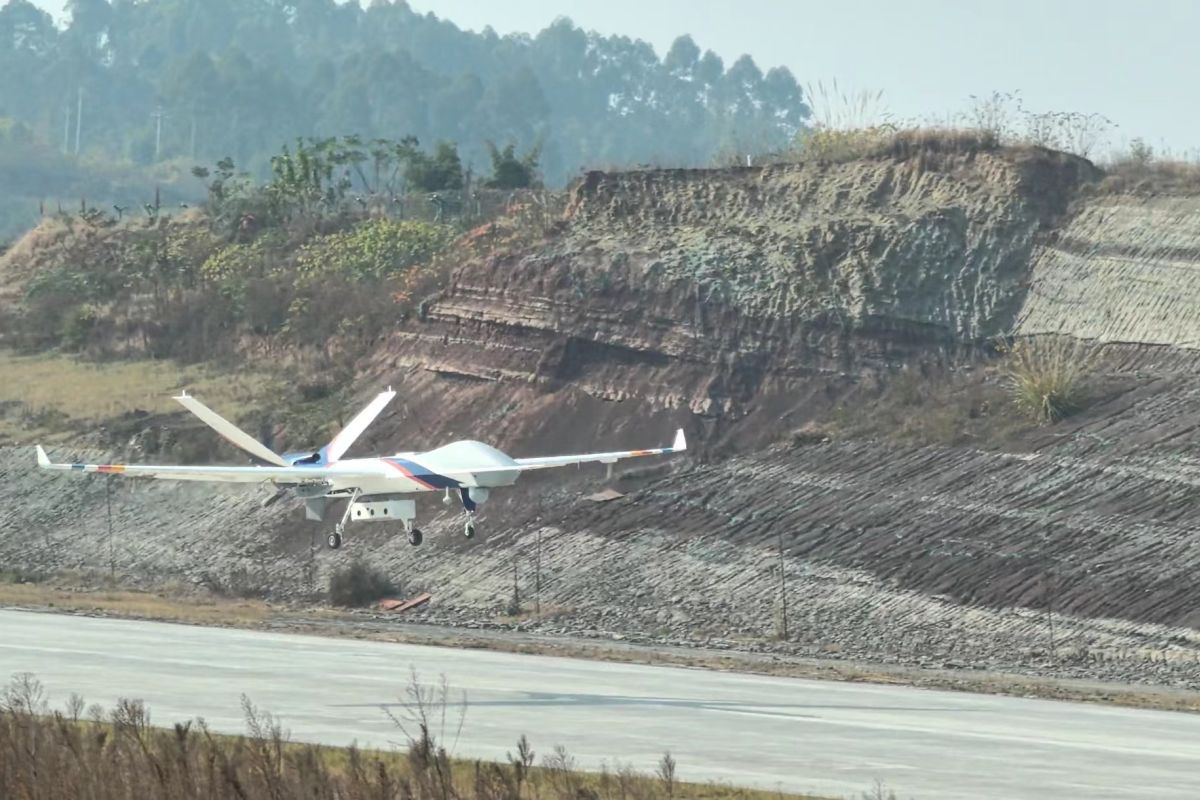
(447, 488, 480, 539)
(327, 524, 344, 550)
(326, 489, 483, 550)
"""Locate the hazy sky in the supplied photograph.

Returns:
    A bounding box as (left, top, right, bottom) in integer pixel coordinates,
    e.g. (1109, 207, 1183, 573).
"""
(27, 0, 1200, 157)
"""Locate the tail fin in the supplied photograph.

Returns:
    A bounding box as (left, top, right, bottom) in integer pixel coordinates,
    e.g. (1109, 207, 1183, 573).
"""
(323, 388, 396, 463)
(35, 445, 50, 468)
(672, 428, 687, 452)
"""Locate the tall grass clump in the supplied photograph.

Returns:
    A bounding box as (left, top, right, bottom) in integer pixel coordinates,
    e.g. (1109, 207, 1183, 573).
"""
(794, 81, 896, 162)
(1000, 336, 1099, 423)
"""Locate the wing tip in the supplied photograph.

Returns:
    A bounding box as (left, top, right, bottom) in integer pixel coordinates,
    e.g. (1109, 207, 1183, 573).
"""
(35, 445, 50, 468)
(673, 428, 687, 452)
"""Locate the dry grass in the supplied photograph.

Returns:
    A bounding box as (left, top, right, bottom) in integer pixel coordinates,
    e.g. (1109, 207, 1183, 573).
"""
(999, 336, 1099, 423)
(0, 673, 829, 800)
(0, 580, 271, 626)
(867, 127, 1000, 159)
(0, 348, 281, 444)
(1097, 158, 1200, 196)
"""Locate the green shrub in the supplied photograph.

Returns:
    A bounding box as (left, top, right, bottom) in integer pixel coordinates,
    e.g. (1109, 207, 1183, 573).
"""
(328, 560, 397, 607)
(295, 219, 453, 283)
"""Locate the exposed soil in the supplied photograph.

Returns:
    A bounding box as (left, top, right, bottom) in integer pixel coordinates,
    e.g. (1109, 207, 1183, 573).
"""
(4, 146, 1200, 698)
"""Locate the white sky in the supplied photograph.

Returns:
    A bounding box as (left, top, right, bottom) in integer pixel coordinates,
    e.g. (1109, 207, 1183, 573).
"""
(27, 0, 1200, 157)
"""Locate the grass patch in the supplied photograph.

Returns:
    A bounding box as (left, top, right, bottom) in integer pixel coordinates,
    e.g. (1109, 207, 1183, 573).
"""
(1000, 336, 1098, 423)
(1097, 157, 1200, 195)
(0, 673, 829, 800)
(0, 348, 281, 444)
(0, 577, 271, 626)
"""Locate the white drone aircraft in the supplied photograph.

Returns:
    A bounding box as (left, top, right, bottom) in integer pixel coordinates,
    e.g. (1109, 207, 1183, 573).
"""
(35, 388, 686, 549)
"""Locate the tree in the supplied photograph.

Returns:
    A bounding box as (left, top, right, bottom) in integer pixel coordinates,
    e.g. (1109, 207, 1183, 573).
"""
(0, 0, 813, 225)
(484, 141, 541, 189)
(406, 141, 463, 192)
(664, 34, 700, 78)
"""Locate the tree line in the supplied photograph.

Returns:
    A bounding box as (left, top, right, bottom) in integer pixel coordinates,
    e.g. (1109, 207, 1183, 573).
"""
(0, 0, 809, 197)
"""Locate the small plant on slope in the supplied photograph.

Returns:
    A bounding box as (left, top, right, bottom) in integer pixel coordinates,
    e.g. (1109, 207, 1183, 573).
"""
(1000, 336, 1099, 423)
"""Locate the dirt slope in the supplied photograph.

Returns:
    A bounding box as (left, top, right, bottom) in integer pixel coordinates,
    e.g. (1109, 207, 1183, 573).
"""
(4, 144, 1200, 688)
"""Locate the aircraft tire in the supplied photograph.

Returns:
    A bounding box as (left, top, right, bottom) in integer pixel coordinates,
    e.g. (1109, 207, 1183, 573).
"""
(408, 528, 423, 546)
(464, 521, 476, 539)
(327, 531, 343, 550)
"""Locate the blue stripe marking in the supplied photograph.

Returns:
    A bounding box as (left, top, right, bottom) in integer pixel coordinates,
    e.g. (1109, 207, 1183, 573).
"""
(386, 458, 462, 489)
(71, 464, 85, 471)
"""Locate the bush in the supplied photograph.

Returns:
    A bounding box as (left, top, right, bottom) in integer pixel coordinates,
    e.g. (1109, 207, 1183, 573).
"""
(294, 219, 453, 283)
(328, 560, 397, 607)
(1000, 336, 1098, 423)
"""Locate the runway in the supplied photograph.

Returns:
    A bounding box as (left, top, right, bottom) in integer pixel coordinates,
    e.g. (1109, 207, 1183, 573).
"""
(0, 609, 1196, 799)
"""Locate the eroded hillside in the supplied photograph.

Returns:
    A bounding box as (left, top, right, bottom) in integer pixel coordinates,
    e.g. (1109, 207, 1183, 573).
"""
(5, 142, 1200, 687)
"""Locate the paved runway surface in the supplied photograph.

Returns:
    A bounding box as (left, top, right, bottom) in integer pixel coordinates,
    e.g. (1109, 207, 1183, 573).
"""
(0, 609, 1197, 799)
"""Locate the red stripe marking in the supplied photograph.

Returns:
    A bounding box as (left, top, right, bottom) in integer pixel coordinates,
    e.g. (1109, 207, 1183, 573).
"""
(383, 459, 436, 490)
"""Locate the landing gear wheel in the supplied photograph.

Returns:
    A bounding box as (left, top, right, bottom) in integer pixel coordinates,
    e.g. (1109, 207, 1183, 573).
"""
(327, 530, 343, 550)
(407, 528, 423, 546)
(464, 520, 476, 539)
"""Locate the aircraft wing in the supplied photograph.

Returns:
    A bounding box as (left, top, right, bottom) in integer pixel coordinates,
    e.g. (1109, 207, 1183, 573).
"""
(35, 446, 336, 484)
(445, 429, 687, 479)
(324, 388, 396, 463)
(174, 392, 290, 467)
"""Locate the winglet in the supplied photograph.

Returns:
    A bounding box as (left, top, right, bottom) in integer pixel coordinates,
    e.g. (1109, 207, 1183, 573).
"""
(35, 445, 50, 468)
(672, 428, 687, 452)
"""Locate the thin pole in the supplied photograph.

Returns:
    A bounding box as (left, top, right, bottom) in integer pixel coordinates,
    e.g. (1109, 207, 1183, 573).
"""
(1046, 567, 1055, 662)
(106, 474, 114, 579)
(74, 87, 83, 156)
(778, 528, 788, 640)
(534, 528, 541, 616)
(63, 104, 71, 153)
(152, 105, 165, 162)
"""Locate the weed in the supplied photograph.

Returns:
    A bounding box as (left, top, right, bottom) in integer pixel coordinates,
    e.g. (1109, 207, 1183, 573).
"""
(328, 560, 398, 607)
(999, 336, 1099, 423)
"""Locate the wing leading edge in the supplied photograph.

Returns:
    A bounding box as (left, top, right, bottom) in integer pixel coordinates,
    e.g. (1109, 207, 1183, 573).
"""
(35, 445, 337, 484)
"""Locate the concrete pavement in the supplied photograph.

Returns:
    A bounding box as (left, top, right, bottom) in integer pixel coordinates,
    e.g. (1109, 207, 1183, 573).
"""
(0, 609, 1196, 799)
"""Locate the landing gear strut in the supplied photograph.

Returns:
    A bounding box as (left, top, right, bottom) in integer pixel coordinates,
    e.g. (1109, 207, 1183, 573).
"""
(327, 489, 361, 550)
(464, 516, 476, 539)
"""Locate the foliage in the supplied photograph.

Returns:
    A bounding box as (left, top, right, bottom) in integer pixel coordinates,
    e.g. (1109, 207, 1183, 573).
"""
(485, 142, 542, 189)
(999, 336, 1099, 423)
(295, 219, 453, 282)
(0, 0, 809, 230)
(405, 142, 465, 193)
(2, 181, 457, 359)
(1098, 142, 1200, 195)
(788, 82, 895, 162)
(327, 560, 397, 607)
